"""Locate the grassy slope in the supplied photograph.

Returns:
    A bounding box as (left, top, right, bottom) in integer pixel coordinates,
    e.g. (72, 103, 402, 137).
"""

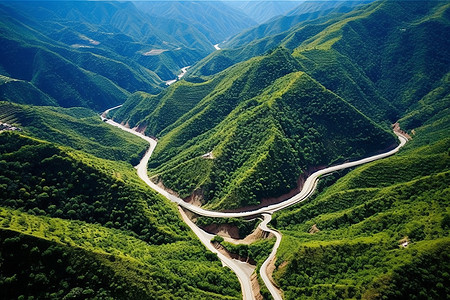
(110, 76, 223, 135)
(0, 101, 148, 164)
(0, 132, 241, 299)
(272, 109, 450, 299)
(292, 1, 450, 117)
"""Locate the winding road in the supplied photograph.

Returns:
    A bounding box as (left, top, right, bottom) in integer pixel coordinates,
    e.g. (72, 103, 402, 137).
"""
(102, 108, 408, 299)
(259, 214, 283, 300)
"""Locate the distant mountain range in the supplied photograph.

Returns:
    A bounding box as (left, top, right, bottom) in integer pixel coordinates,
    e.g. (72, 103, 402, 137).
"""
(0, 1, 257, 111)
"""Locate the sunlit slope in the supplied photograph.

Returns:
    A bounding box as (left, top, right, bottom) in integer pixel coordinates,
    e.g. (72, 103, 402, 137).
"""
(272, 110, 450, 299)
(292, 0, 450, 115)
(187, 1, 368, 78)
(0, 102, 148, 164)
(189, 1, 449, 124)
(113, 49, 396, 210)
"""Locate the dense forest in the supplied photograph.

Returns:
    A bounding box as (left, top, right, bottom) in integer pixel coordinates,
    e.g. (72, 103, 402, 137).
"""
(272, 112, 450, 299)
(0, 132, 241, 299)
(1, 0, 449, 299)
(113, 49, 396, 210)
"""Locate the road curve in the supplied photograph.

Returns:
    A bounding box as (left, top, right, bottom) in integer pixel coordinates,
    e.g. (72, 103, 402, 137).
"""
(120, 128, 407, 219)
(178, 208, 255, 300)
(103, 116, 255, 300)
(103, 109, 408, 300)
(259, 214, 283, 300)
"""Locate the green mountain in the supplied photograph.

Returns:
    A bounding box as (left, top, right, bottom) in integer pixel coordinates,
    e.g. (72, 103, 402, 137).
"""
(111, 48, 396, 210)
(0, 132, 240, 299)
(226, 1, 301, 24)
(0, 1, 448, 299)
(135, 1, 257, 44)
(272, 105, 450, 299)
(0, 101, 148, 164)
(1, 1, 255, 110)
(187, 1, 368, 80)
(224, 1, 369, 49)
(189, 0, 449, 124)
(291, 0, 450, 115)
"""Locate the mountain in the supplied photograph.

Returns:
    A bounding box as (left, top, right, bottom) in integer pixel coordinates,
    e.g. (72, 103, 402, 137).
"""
(110, 0, 449, 212)
(292, 0, 450, 112)
(0, 131, 241, 299)
(0, 2, 161, 110)
(272, 102, 450, 299)
(187, 1, 371, 80)
(135, 1, 257, 44)
(0, 101, 148, 164)
(190, 0, 450, 123)
(1, 0, 449, 299)
(0, 1, 253, 111)
(111, 48, 396, 210)
(225, 1, 370, 48)
(225, 1, 302, 24)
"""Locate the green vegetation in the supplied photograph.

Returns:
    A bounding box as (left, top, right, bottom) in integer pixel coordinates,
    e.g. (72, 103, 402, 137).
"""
(272, 110, 450, 299)
(221, 239, 275, 266)
(0, 210, 241, 300)
(110, 77, 222, 135)
(1, 0, 449, 298)
(114, 48, 395, 210)
(0, 132, 187, 244)
(0, 102, 148, 164)
(196, 216, 260, 238)
(0, 132, 241, 299)
(0, 0, 252, 110)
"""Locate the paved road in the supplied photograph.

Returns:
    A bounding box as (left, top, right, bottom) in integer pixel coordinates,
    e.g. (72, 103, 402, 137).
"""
(131, 129, 407, 219)
(259, 214, 283, 300)
(103, 109, 408, 299)
(104, 116, 256, 299)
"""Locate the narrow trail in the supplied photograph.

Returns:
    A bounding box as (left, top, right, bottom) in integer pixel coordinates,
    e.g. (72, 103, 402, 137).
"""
(102, 107, 408, 300)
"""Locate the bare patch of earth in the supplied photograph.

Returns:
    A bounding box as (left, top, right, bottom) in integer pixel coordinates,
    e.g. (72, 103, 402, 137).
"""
(142, 49, 168, 56)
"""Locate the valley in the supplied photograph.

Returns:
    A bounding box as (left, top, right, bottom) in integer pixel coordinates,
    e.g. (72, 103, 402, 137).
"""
(102, 105, 408, 299)
(0, 1, 449, 299)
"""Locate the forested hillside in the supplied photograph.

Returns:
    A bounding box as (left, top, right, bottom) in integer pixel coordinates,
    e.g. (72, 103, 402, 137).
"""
(272, 110, 450, 299)
(189, 1, 449, 123)
(1, 0, 449, 299)
(110, 0, 449, 211)
(0, 132, 241, 299)
(0, 101, 148, 164)
(0, 1, 256, 111)
(112, 48, 396, 210)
